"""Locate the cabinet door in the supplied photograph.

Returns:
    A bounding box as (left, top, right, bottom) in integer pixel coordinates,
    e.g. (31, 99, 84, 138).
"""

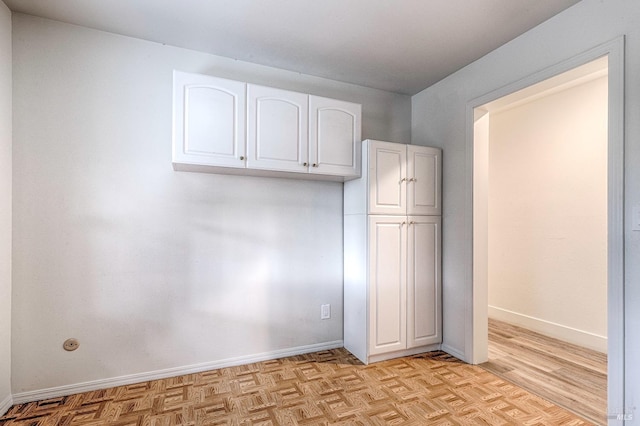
(368, 141, 407, 215)
(407, 216, 441, 348)
(247, 85, 308, 172)
(173, 71, 246, 168)
(309, 96, 361, 177)
(369, 216, 407, 355)
(407, 146, 441, 215)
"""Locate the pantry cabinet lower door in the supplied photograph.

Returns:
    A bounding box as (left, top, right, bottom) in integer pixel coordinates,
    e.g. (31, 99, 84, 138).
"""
(407, 216, 441, 348)
(368, 216, 407, 355)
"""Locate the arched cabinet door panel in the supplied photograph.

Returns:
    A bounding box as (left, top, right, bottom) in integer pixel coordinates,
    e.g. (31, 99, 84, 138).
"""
(247, 85, 308, 173)
(173, 71, 246, 169)
(309, 96, 361, 178)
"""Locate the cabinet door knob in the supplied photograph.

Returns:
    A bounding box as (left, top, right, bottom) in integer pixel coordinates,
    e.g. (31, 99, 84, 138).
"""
(240, 156, 245, 161)
(401, 221, 406, 226)
(312, 163, 318, 167)
(303, 162, 308, 166)
(410, 178, 416, 182)
(400, 178, 407, 183)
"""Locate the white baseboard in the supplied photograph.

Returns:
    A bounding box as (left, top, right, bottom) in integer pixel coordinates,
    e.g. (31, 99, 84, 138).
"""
(488, 306, 607, 353)
(440, 344, 466, 362)
(0, 393, 13, 417)
(12, 340, 343, 405)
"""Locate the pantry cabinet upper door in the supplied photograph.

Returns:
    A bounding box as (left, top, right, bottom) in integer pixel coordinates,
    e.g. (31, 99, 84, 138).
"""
(247, 85, 308, 173)
(309, 96, 361, 178)
(368, 141, 407, 215)
(173, 71, 246, 168)
(407, 146, 441, 216)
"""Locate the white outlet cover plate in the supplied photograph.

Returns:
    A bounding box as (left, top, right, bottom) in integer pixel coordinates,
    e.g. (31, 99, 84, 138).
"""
(321, 304, 331, 319)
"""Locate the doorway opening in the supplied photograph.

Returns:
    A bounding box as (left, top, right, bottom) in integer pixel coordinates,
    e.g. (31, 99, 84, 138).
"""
(470, 45, 623, 423)
(476, 56, 608, 348)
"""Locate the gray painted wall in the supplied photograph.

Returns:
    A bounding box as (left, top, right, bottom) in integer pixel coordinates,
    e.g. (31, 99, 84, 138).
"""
(412, 0, 640, 420)
(11, 13, 411, 394)
(0, 0, 12, 414)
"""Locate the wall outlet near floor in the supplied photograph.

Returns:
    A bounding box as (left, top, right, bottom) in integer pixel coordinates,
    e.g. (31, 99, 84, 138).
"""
(321, 304, 331, 320)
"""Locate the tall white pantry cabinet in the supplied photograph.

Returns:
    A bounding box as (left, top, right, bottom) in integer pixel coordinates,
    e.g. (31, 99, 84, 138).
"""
(344, 140, 442, 364)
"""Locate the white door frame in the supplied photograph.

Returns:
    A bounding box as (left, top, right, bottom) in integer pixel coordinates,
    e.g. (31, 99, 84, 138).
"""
(465, 36, 625, 417)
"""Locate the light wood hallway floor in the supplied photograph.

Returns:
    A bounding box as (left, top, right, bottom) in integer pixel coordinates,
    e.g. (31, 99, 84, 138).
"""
(480, 318, 607, 425)
(0, 348, 593, 425)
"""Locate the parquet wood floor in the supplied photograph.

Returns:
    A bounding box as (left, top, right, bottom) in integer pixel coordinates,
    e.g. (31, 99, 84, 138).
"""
(480, 319, 607, 425)
(1, 349, 592, 425)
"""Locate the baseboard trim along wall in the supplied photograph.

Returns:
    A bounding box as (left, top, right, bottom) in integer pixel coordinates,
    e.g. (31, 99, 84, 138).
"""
(12, 340, 344, 405)
(440, 344, 466, 362)
(488, 306, 607, 353)
(0, 394, 13, 417)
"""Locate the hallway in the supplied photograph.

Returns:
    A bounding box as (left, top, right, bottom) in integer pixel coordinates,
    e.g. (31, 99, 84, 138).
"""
(480, 318, 607, 425)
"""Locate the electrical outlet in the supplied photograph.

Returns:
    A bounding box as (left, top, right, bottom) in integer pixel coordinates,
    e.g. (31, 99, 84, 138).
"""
(321, 304, 331, 320)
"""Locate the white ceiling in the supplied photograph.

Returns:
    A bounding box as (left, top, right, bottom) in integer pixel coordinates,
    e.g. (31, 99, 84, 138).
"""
(3, 0, 581, 95)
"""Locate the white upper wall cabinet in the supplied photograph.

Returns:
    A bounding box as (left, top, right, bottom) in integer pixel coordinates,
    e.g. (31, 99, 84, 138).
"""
(173, 71, 246, 169)
(247, 85, 308, 173)
(309, 96, 361, 178)
(367, 140, 441, 215)
(172, 71, 362, 181)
